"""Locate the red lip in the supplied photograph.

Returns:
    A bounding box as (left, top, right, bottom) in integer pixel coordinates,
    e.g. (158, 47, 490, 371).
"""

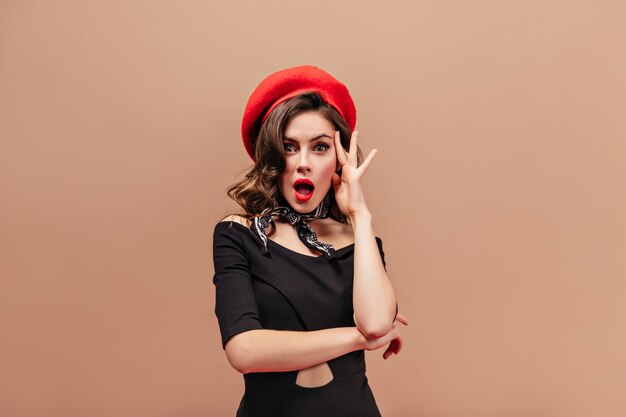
(293, 178, 315, 202)
(293, 178, 315, 187)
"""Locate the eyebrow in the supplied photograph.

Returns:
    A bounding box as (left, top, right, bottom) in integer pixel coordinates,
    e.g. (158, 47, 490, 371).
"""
(283, 134, 333, 142)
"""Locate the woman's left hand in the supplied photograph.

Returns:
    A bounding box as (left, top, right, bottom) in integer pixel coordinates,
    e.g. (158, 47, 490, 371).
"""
(383, 311, 409, 360)
(332, 130, 378, 218)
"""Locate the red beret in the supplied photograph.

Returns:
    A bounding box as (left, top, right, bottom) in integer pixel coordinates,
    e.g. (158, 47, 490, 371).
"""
(241, 65, 357, 161)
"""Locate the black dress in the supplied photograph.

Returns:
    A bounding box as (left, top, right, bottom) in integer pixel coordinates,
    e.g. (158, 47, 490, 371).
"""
(212, 220, 397, 417)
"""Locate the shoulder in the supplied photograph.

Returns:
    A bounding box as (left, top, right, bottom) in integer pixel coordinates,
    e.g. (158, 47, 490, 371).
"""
(213, 215, 253, 253)
(328, 218, 384, 247)
(213, 215, 251, 242)
(219, 214, 251, 228)
(311, 218, 355, 246)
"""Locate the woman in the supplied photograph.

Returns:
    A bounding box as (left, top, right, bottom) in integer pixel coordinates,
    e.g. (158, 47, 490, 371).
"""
(212, 65, 409, 417)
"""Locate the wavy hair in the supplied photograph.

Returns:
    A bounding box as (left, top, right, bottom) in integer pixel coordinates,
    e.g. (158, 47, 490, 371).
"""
(222, 92, 363, 237)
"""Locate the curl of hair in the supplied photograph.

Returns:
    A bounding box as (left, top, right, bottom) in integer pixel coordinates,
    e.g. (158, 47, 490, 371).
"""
(223, 92, 363, 237)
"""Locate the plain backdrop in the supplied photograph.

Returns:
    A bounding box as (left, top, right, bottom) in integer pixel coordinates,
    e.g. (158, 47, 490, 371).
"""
(1, 1, 625, 416)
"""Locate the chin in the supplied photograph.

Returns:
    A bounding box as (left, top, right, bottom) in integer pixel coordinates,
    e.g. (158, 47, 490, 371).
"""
(291, 199, 315, 210)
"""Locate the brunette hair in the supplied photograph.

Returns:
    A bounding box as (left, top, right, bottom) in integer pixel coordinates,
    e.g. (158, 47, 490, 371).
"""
(222, 92, 363, 236)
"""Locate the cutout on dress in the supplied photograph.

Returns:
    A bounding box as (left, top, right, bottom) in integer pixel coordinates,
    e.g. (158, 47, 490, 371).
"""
(295, 361, 334, 388)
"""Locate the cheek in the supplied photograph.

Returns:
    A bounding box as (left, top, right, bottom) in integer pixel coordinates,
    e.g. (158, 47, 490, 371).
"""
(321, 158, 337, 179)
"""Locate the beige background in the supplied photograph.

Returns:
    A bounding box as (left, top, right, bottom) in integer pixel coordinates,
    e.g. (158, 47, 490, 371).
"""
(1, 1, 625, 416)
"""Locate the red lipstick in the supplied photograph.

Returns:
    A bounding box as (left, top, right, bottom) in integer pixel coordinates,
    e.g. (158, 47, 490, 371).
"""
(293, 178, 315, 202)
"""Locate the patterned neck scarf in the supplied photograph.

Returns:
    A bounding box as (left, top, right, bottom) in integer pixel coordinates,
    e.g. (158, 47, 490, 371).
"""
(248, 193, 337, 260)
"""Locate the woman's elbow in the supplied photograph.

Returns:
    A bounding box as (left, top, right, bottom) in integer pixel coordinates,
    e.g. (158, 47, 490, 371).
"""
(353, 313, 394, 340)
(358, 321, 394, 340)
(224, 331, 258, 374)
(362, 325, 392, 340)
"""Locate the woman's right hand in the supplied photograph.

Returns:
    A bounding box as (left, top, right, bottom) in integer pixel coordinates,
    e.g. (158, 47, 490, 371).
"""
(357, 312, 409, 359)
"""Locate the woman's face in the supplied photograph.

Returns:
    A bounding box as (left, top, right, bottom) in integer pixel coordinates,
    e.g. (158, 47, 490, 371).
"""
(278, 111, 339, 213)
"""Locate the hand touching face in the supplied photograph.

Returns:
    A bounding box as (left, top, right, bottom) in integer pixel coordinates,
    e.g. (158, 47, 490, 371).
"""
(330, 130, 379, 217)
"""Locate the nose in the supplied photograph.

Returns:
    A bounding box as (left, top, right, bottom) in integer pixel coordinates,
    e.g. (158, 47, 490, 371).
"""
(296, 148, 311, 173)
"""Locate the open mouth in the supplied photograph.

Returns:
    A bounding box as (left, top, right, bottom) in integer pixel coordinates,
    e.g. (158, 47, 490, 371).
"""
(293, 178, 314, 202)
(295, 183, 313, 195)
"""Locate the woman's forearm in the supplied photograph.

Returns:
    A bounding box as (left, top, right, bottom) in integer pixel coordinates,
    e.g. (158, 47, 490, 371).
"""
(232, 327, 363, 374)
(351, 210, 397, 338)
